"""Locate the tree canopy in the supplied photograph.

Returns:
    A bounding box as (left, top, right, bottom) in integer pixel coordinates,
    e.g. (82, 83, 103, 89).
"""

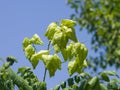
(67, 0, 120, 70)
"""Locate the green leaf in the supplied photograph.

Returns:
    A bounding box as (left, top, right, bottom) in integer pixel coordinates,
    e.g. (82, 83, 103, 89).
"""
(45, 22, 57, 40)
(109, 78, 120, 89)
(18, 67, 30, 74)
(61, 49, 68, 61)
(31, 58, 39, 69)
(60, 81, 66, 89)
(75, 56, 84, 73)
(72, 42, 81, 55)
(67, 78, 74, 86)
(83, 60, 87, 67)
(101, 71, 117, 76)
(66, 42, 74, 60)
(67, 28, 77, 42)
(80, 43, 88, 60)
(68, 56, 87, 76)
(101, 71, 117, 82)
(109, 79, 118, 89)
(52, 30, 68, 49)
(71, 84, 79, 90)
(30, 50, 49, 69)
(79, 80, 88, 90)
(62, 26, 77, 42)
(101, 72, 110, 82)
(88, 76, 98, 87)
(6, 56, 18, 63)
(111, 78, 120, 84)
(31, 50, 49, 61)
(51, 30, 63, 45)
(68, 60, 78, 76)
(61, 19, 76, 28)
(115, 49, 120, 55)
(33, 82, 46, 90)
(52, 85, 60, 90)
(53, 44, 61, 53)
(63, 88, 72, 90)
(42, 54, 61, 77)
(80, 72, 90, 78)
(30, 34, 43, 45)
(22, 37, 30, 49)
(24, 45, 35, 59)
(74, 75, 80, 83)
(99, 84, 108, 90)
(2, 72, 8, 79)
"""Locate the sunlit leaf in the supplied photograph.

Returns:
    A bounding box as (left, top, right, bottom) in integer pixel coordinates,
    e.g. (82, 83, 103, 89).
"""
(60, 81, 66, 89)
(80, 72, 90, 78)
(22, 37, 30, 49)
(62, 26, 77, 42)
(18, 67, 30, 74)
(52, 85, 60, 90)
(53, 44, 61, 53)
(61, 49, 68, 61)
(52, 30, 68, 49)
(88, 76, 98, 87)
(45, 22, 57, 40)
(68, 60, 78, 76)
(30, 34, 43, 45)
(83, 60, 87, 67)
(24, 45, 35, 59)
(101, 71, 117, 77)
(30, 50, 49, 69)
(42, 54, 61, 77)
(66, 42, 74, 60)
(51, 30, 63, 45)
(61, 19, 76, 28)
(100, 84, 108, 90)
(109, 79, 119, 89)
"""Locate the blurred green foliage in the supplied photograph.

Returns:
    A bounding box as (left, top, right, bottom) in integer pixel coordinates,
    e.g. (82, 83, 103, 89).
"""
(67, 0, 120, 69)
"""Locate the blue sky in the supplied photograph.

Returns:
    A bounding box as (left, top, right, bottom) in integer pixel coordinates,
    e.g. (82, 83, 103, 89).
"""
(0, 0, 93, 89)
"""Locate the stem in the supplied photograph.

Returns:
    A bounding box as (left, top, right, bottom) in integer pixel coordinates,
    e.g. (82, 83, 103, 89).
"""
(43, 41, 51, 82)
(43, 68, 47, 82)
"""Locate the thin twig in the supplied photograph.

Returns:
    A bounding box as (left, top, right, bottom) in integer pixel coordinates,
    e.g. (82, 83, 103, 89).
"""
(43, 41, 51, 82)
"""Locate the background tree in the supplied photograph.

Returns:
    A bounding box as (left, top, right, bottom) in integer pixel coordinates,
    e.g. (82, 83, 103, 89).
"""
(67, 0, 120, 71)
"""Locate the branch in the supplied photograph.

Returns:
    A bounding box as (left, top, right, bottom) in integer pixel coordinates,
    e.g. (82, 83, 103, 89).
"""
(43, 41, 51, 82)
(0, 62, 33, 90)
(7, 68, 33, 90)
